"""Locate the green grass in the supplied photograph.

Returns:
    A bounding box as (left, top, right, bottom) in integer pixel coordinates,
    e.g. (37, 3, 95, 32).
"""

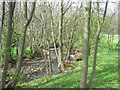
(88, 49, 118, 88)
(17, 46, 118, 88)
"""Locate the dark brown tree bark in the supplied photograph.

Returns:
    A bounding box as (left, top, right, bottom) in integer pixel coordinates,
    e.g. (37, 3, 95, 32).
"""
(0, 1, 5, 66)
(2, 2, 16, 88)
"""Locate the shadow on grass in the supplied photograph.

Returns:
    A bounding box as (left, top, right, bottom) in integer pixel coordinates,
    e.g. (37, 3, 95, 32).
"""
(91, 64, 118, 88)
(20, 63, 118, 88)
(19, 48, 118, 88)
(20, 68, 81, 88)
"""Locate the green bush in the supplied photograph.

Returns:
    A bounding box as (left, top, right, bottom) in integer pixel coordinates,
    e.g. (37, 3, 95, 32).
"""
(74, 37, 83, 48)
(2, 47, 32, 60)
(11, 47, 18, 60)
(25, 48, 32, 54)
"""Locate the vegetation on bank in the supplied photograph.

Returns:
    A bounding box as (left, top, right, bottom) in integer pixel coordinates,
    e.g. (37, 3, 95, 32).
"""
(17, 44, 118, 88)
(0, 1, 118, 88)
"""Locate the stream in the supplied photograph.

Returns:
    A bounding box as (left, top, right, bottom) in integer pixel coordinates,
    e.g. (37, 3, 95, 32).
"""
(22, 59, 59, 82)
(0, 47, 82, 86)
(5, 48, 60, 84)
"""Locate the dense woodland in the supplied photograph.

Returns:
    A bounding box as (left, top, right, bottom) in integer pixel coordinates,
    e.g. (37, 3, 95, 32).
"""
(0, 0, 119, 89)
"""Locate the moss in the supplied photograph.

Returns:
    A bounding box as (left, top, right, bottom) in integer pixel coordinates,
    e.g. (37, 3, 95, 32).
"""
(62, 61, 75, 68)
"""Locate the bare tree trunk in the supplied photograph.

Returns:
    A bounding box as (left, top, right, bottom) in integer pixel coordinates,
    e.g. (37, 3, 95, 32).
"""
(0, 2, 5, 89)
(12, 1, 36, 87)
(80, 1, 91, 88)
(88, 0, 108, 88)
(66, 27, 75, 60)
(58, 0, 64, 73)
(46, 39, 52, 75)
(2, 2, 15, 88)
(0, 1, 5, 66)
(49, 3, 59, 61)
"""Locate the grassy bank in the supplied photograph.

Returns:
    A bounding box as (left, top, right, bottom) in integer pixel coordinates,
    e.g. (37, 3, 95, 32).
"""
(17, 46, 118, 88)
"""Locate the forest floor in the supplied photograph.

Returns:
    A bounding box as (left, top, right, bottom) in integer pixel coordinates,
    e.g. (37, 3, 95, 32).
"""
(17, 46, 118, 88)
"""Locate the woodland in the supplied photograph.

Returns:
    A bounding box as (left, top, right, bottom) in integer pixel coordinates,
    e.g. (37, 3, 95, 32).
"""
(0, 0, 119, 89)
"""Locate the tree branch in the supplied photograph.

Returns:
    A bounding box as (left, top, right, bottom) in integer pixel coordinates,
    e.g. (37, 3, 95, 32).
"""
(62, 2, 75, 16)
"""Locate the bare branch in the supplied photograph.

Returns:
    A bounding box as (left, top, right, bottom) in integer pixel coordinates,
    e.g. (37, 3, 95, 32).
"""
(62, 2, 75, 15)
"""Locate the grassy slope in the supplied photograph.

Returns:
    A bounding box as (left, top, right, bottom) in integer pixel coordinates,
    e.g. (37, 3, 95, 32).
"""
(18, 46, 118, 88)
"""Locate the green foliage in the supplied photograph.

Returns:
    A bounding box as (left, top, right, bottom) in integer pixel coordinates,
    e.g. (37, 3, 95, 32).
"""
(25, 48, 32, 54)
(74, 36, 83, 48)
(6, 73, 29, 88)
(1, 48, 5, 56)
(2, 47, 32, 60)
(99, 34, 118, 50)
(11, 47, 18, 60)
(24, 48, 32, 58)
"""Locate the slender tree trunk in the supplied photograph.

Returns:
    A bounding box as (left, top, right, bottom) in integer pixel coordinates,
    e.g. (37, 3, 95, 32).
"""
(88, 0, 108, 88)
(66, 28, 74, 60)
(12, 1, 36, 87)
(49, 3, 59, 60)
(23, 2, 27, 19)
(0, 1, 5, 66)
(2, 2, 15, 88)
(58, 0, 64, 73)
(80, 1, 91, 88)
(47, 40, 52, 75)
